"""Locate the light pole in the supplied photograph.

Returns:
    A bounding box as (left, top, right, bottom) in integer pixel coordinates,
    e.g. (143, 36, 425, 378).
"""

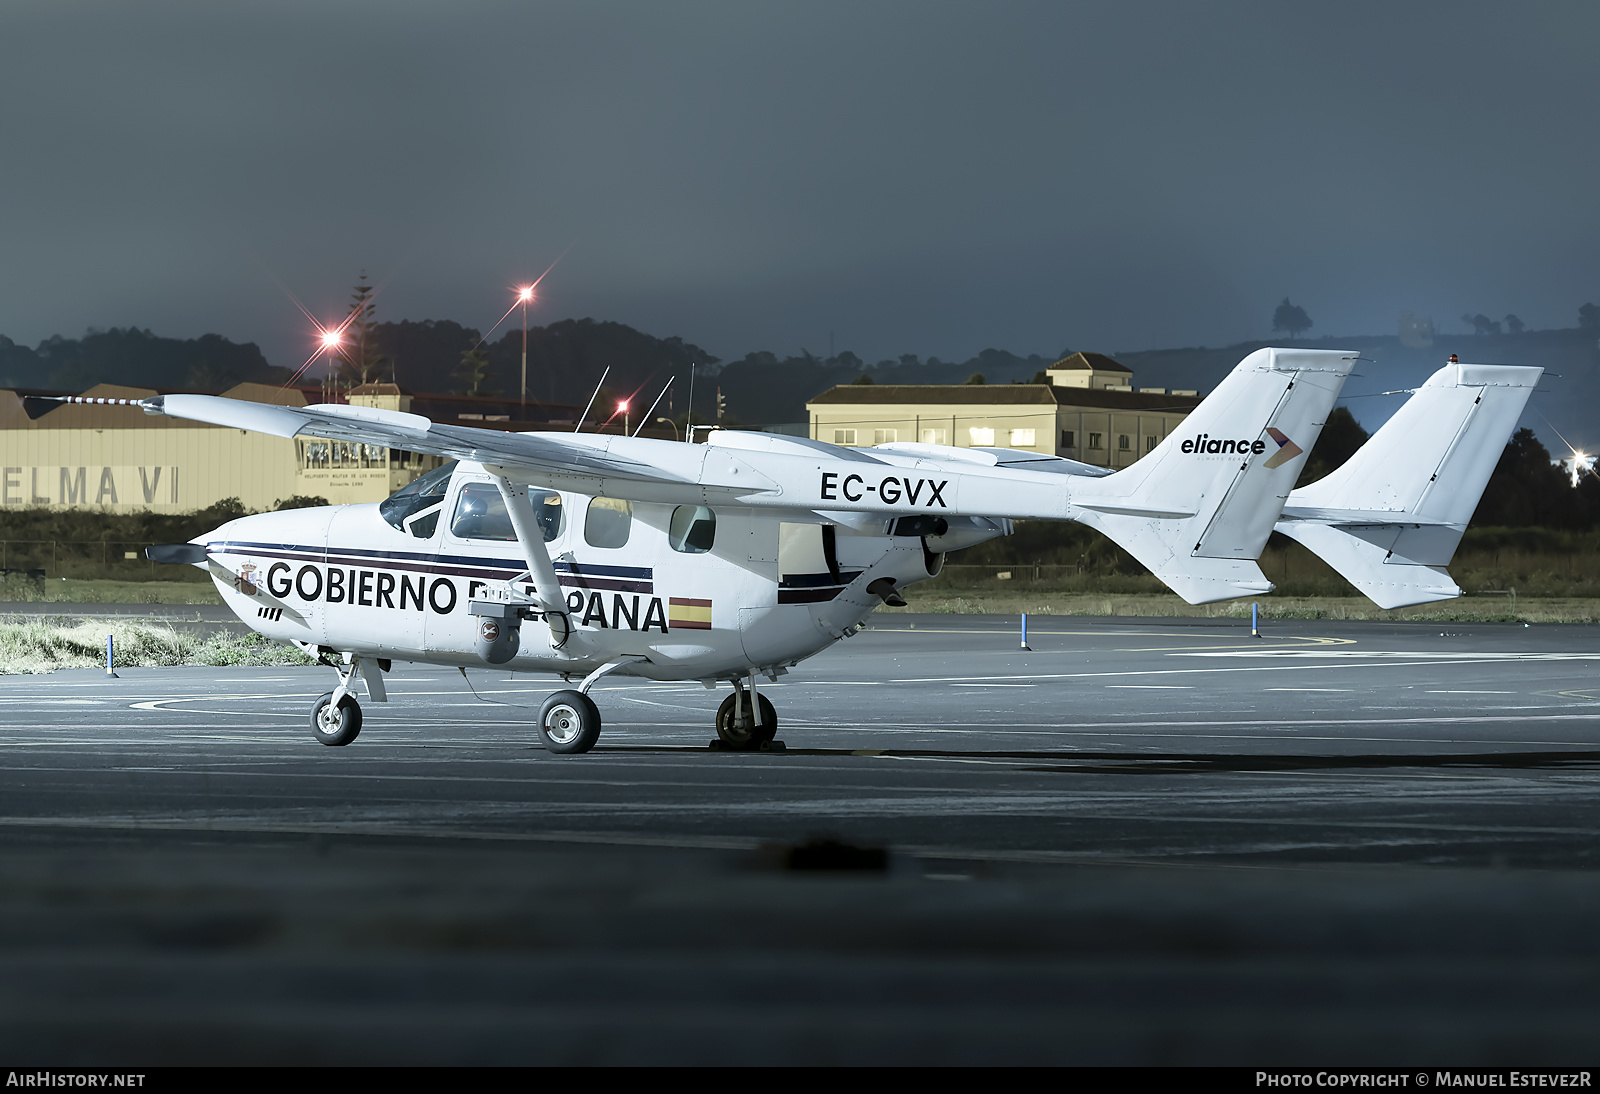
(656, 416, 679, 441)
(516, 286, 533, 418)
(619, 400, 630, 437)
(320, 329, 342, 402)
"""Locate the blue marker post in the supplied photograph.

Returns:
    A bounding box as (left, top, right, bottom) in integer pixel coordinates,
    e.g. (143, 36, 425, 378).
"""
(1020, 612, 1032, 652)
(1251, 603, 1260, 639)
(106, 633, 117, 678)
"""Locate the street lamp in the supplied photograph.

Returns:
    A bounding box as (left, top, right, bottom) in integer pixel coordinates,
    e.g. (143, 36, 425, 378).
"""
(618, 399, 630, 437)
(656, 416, 679, 441)
(320, 328, 342, 402)
(516, 286, 534, 417)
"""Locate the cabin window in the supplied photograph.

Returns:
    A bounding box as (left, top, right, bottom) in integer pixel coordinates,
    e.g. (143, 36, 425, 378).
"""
(1009, 428, 1036, 447)
(968, 427, 995, 446)
(669, 505, 716, 554)
(449, 482, 564, 542)
(585, 497, 633, 549)
(378, 460, 457, 538)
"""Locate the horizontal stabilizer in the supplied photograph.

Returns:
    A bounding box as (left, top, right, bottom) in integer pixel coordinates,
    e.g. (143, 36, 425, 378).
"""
(1278, 506, 1453, 527)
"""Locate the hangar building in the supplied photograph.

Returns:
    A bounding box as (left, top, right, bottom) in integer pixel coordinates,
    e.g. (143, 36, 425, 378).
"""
(0, 381, 577, 513)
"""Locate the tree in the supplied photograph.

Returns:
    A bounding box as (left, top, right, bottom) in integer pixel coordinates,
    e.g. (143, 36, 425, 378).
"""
(1505, 314, 1525, 335)
(1472, 428, 1581, 527)
(1580, 303, 1600, 330)
(1272, 298, 1312, 339)
(849, 373, 875, 385)
(963, 373, 986, 385)
(454, 347, 494, 397)
(336, 272, 386, 386)
(1294, 406, 1369, 488)
(1462, 313, 1500, 335)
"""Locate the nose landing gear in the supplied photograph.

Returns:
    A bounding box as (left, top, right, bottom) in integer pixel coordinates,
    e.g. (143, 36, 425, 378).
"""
(311, 691, 362, 746)
(306, 651, 386, 746)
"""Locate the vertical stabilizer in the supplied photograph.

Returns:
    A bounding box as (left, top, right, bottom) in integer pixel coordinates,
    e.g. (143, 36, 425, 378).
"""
(1276, 362, 1542, 608)
(1071, 348, 1357, 603)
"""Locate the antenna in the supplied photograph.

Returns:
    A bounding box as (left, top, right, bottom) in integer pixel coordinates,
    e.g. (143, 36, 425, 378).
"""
(572, 365, 611, 433)
(686, 362, 695, 443)
(632, 377, 674, 437)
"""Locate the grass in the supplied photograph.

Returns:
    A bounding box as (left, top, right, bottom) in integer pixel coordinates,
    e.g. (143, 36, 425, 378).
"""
(0, 618, 314, 674)
(0, 575, 223, 605)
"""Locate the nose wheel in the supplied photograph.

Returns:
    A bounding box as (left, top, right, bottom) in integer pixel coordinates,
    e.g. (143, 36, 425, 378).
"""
(311, 691, 362, 746)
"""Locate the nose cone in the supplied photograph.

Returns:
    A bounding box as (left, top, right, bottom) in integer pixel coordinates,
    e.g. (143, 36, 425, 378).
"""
(202, 505, 335, 550)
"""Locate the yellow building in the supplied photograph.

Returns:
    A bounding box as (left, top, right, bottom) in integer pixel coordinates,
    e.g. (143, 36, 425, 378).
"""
(0, 381, 446, 513)
(806, 352, 1201, 470)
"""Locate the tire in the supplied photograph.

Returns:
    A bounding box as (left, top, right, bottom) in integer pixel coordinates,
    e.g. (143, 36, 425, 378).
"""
(311, 691, 362, 746)
(716, 692, 777, 750)
(538, 690, 602, 754)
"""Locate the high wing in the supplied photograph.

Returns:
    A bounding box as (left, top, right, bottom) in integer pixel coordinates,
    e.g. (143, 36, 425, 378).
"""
(47, 345, 1354, 604)
(1274, 361, 1542, 609)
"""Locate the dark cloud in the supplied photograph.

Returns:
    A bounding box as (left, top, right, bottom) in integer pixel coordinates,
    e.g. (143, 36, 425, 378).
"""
(1, 1, 1596, 368)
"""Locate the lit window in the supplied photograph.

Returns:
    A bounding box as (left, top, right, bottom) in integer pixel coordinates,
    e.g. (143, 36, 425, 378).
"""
(968, 427, 995, 446)
(584, 497, 633, 548)
(873, 428, 897, 445)
(920, 428, 947, 445)
(833, 429, 857, 445)
(1009, 428, 1036, 447)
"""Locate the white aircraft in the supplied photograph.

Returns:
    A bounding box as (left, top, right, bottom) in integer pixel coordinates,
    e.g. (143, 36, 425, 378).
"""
(54, 347, 1362, 753)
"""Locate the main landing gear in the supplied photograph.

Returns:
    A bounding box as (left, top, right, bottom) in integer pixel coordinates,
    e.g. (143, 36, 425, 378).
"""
(538, 691, 601, 754)
(714, 673, 780, 751)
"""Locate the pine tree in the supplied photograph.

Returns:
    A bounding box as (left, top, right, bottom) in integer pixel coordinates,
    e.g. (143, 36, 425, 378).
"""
(336, 272, 386, 386)
(454, 347, 494, 397)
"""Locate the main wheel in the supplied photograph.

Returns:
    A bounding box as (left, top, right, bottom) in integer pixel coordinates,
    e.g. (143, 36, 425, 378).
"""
(715, 692, 777, 750)
(538, 690, 602, 754)
(311, 691, 362, 746)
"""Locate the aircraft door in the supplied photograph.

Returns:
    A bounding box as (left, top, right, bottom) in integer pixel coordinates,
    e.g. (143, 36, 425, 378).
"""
(739, 521, 837, 666)
(325, 500, 432, 657)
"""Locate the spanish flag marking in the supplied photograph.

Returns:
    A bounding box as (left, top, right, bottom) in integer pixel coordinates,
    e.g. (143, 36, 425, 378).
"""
(668, 597, 713, 630)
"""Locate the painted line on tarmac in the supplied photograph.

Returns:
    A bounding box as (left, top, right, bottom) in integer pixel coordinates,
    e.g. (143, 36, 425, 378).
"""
(1183, 650, 1600, 660)
(896, 655, 1600, 684)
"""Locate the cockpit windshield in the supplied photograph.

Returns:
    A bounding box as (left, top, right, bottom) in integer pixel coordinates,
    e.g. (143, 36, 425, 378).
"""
(378, 460, 456, 538)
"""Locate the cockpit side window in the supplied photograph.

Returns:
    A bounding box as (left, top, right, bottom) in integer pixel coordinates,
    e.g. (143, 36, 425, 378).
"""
(450, 482, 566, 543)
(379, 460, 457, 538)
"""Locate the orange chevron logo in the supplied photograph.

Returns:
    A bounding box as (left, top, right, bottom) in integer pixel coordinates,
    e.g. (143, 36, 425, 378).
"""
(1262, 427, 1303, 469)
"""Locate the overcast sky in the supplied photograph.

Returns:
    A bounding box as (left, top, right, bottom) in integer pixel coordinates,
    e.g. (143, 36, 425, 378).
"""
(1, 1, 1596, 369)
